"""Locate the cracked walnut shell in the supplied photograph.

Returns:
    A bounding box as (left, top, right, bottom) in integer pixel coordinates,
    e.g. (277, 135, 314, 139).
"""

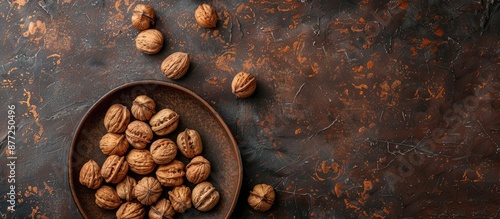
(150, 138, 178, 165)
(135, 177, 163, 205)
(149, 198, 175, 219)
(186, 156, 211, 184)
(116, 202, 145, 219)
(99, 133, 129, 156)
(79, 159, 102, 189)
(131, 4, 155, 30)
(168, 185, 192, 213)
(95, 185, 122, 210)
(194, 4, 217, 28)
(161, 52, 190, 80)
(231, 72, 257, 98)
(104, 103, 130, 133)
(131, 95, 156, 121)
(125, 120, 153, 149)
(155, 160, 185, 187)
(192, 181, 220, 212)
(136, 29, 163, 54)
(176, 129, 203, 158)
(248, 184, 275, 212)
(116, 176, 137, 202)
(149, 108, 179, 136)
(101, 155, 129, 184)
(126, 149, 156, 175)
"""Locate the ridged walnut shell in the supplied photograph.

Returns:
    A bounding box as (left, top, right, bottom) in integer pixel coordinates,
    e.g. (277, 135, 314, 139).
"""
(231, 72, 257, 98)
(135, 29, 163, 54)
(186, 156, 211, 184)
(131, 4, 155, 30)
(125, 120, 153, 149)
(194, 4, 217, 28)
(101, 155, 129, 184)
(155, 160, 185, 187)
(135, 177, 163, 205)
(99, 133, 129, 156)
(131, 95, 156, 121)
(104, 104, 130, 133)
(126, 149, 156, 175)
(150, 138, 178, 164)
(176, 129, 203, 158)
(116, 202, 145, 219)
(168, 185, 192, 213)
(248, 184, 275, 212)
(149, 198, 175, 219)
(95, 185, 122, 210)
(149, 109, 179, 136)
(192, 181, 220, 212)
(79, 160, 102, 189)
(116, 176, 137, 202)
(161, 52, 190, 80)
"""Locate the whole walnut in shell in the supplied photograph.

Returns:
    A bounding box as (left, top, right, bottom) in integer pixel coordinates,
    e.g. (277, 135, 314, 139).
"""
(231, 72, 257, 98)
(194, 4, 217, 28)
(149, 108, 180, 136)
(131, 95, 156, 121)
(125, 120, 153, 149)
(136, 29, 163, 54)
(168, 185, 192, 213)
(248, 184, 275, 212)
(79, 159, 102, 189)
(131, 4, 155, 30)
(161, 52, 190, 80)
(155, 160, 185, 187)
(104, 103, 130, 133)
(116, 176, 137, 202)
(99, 133, 129, 156)
(126, 149, 156, 175)
(135, 177, 163, 205)
(95, 185, 122, 210)
(101, 155, 129, 184)
(192, 181, 220, 212)
(186, 156, 211, 184)
(150, 138, 178, 164)
(176, 128, 203, 158)
(149, 198, 176, 219)
(116, 202, 145, 219)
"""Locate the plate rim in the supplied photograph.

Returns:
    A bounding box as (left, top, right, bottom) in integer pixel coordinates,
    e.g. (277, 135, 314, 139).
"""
(68, 80, 243, 219)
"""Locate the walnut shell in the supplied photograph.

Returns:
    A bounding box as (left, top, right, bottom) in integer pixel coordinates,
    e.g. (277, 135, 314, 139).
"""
(101, 155, 129, 184)
(95, 185, 122, 210)
(99, 133, 129, 156)
(131, 95, 156, 121)
(125, 120, 153, 149)
(131, 4, 155, 30)
(136, 29, 163, 54)
(168, 185, 192, 213)
(231, 72, 257, 98)
(126, 149, 156, 175)
(116, 176, 137, 202)
(176, 128, 203, 158)
(135, 177, 163, 205)
(155, 160, 185, 187)
(194, 4, 217, 28)
(248, 184, 275, 212)
(149, 109, 179, 136)
(104, 104, 131, 133)
(79, 160, 102, 189)
(192, 181, 220, 212)
(186, 156, 211, 184)
(149, 198, 175, 219)
(116, 202, 145, 219)
(150, 138, 178, 165)
(161, 52, 190, 80)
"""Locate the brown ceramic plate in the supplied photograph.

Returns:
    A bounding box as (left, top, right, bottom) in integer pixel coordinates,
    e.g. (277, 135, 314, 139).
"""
(69, 80, 242, 219)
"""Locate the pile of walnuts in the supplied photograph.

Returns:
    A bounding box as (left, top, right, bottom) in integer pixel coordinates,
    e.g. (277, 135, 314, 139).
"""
(79, 95, 220, 218)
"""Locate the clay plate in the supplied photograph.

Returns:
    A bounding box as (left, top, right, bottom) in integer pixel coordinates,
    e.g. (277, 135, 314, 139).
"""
(69, 80, 242, 218)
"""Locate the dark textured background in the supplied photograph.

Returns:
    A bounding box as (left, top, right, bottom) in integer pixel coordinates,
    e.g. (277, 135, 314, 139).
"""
(1, 0, 499, 218)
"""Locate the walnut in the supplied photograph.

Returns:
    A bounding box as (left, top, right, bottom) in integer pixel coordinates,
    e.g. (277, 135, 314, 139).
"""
(185, 156, 211, 184)
(150, 138, 177, 165)
(101, 155, 129, 184)
(194, 4, 217, 28)
(149, 198, 175, 219)
(131, 4, 155, 30)
(116, 202, 145, 219)
(126, 149, 156, 175)
(131, 95, 156, 121)
(168, 185, 192, 213)
(176, 128, 203, 158)
(79, 160, 102, 189)
(192, 181, 220, 212)
(125, 120, 153, 149)
(231, 72, 257, 98)
(136, 29, 163, 54)
(99, 133, 129, 156)
(149, 108, 179, 136)
(95, 185, 122, 210)
(155, 160, 185, 187)
(161, 52, 190, 80)
(116, 176, 137, 202)
(248, 184, 275, 212)
(135, 177, 163, 205)
(104, 103, 130, 133)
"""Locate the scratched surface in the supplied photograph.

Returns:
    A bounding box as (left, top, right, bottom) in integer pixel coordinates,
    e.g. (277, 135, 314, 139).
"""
(0, 0, 499, 218)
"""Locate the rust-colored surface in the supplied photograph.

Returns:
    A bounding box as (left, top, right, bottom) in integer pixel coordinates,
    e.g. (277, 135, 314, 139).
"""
(1, 0, 499, 218)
